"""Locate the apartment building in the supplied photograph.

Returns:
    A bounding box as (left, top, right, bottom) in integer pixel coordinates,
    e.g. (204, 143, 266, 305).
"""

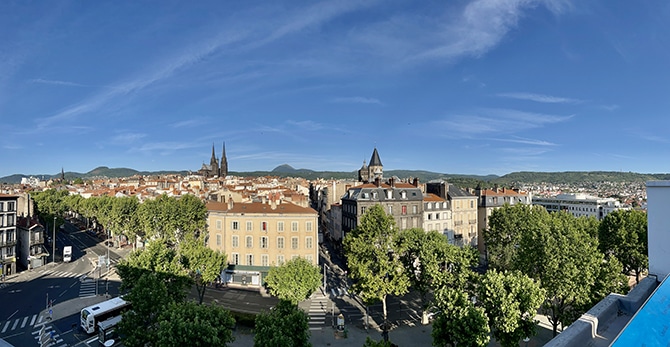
(426, 181, 478, 247)
(532, 193, 629, 220)
(423, 193, 454, 243)
(206, 197, 318, 290)
(474, 186, 532, 255)
(0, 194, 18, 276)
(17, 216, 48, 269)
(341, 177, 424, 237)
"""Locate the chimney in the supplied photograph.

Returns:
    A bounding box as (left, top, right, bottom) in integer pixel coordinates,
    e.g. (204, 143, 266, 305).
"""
(413, 177, 419, 187)
(227, 195, 234, 210)
(375, 177, 381, 187)
(389, 177, 395, 188)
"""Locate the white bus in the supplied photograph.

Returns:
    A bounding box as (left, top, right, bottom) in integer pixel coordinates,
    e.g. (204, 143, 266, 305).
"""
(97, 315, 122, 346)
(80, 297, 130, 334)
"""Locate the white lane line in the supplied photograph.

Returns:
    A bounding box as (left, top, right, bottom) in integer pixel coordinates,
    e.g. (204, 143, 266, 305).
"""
(11, 318, 19, 330)
(20, 316, 28, 328)
(1, 321, 10, 333)
(30, 314, 37, 326)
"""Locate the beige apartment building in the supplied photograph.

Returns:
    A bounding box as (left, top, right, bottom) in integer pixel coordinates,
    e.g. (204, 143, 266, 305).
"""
(206, 198, 318, 290)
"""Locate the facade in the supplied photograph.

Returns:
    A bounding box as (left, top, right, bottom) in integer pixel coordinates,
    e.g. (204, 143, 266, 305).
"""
(426, 181, 478, 247)
(198, 142, 228, 178)
(423, 193, 454, 244)
(0, 194, 18, 276)
(17, 216, 48, 269)
(532, 193, 628, 220)
(341, 177, 423, 237)
(474, 186, 532, 255)
(206, 198, 318, 290)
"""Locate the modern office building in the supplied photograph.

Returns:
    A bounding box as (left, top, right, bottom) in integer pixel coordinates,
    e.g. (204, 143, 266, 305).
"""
(532, 193, 628, 220)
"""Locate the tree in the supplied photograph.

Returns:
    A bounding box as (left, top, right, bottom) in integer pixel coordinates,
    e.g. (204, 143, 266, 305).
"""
(155, 301, 235, 347)
(117, 272, 174, 347)
(598, 209, 648, 283)
(254, 300, 311, 347)
(476, 270, 545, 347)
(32, 188, 69, 224)
(398, 228, 477, 323)
(484, 204, 550, 271)
(264, 257, 321, 305)
(116, 239, 192, 302)
(515, 212, 604, 336)
(344, 204, 410, 340)
(432, 287, 490, 347)
(180, 235, 228, 304)
(363, 337, 393, 347)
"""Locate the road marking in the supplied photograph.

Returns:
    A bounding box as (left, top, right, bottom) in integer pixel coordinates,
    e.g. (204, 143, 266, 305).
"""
(1, 321, 10, 333)
(30, 314, 36, 326)
(38, 316, 44, 323)
(11, 318, 19, 330)
(6, 309, 18, 320)
(20, 316, 28, 328)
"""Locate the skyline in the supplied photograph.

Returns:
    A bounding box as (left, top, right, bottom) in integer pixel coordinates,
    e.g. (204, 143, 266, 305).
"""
(2, 1, 670, 178)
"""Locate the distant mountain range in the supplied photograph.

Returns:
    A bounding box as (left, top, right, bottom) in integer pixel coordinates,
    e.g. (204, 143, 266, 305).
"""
(2, 165, 669, 186)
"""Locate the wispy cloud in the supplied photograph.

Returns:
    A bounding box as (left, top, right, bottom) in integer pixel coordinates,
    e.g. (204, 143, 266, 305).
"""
(170, 119, 210, 128)
(496, 92, 582, 104)
(133, 141, 202, 154)
(598, 104, 619, 111)
(491, 136, 557, 146)
(285, 120, 324, 131)
(409, 0, 573, 62)
(29, 78, 87, 87)
(330, 96, 384, 105)
(435, 108, 573, 137)
(111, 132, 146, 145)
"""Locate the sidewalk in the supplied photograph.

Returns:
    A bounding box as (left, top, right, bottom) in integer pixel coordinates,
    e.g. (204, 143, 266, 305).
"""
(36, 295, 111, 327)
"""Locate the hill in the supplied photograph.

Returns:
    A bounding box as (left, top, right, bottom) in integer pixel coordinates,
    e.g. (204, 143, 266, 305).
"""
(493, 171, 670, 185)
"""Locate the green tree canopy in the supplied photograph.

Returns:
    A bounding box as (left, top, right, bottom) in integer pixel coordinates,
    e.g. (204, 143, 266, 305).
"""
(476, 270, 545, 347)
(432, 287, 490, 347)
(254, 300, 311, 347)
(598, 209, 648, 283)
(264, 257, 322, 305)
(344, 204, 410, 330)
(155, 301, 235, 347)
(180, 235, 228, 304)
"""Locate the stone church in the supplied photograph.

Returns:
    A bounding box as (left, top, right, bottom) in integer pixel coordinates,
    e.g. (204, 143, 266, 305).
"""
(198, 143, 228, 178)
(358, 147, 383, 183)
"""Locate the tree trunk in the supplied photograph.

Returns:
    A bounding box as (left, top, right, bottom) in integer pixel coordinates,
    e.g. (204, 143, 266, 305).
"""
(635, 269, 640, 284)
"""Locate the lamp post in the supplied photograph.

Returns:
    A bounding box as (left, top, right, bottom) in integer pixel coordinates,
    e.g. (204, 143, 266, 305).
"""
(52, 217, 56, 266)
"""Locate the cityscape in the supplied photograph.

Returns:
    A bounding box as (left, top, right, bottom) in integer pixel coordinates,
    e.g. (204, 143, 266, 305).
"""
(0, 145, 661, 346)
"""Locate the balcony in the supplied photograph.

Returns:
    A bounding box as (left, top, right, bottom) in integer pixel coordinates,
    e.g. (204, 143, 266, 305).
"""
(0, 240, 17, 247)
(468, 219, 477, 225)
(454, 221, 463, 226)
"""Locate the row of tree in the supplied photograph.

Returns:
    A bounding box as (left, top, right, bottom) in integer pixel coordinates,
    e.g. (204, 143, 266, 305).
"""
(31, 189, 207, 247)
(343, 204, 646, 346)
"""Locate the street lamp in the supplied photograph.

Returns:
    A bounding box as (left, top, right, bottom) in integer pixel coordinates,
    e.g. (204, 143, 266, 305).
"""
(52, 217, 56, 266)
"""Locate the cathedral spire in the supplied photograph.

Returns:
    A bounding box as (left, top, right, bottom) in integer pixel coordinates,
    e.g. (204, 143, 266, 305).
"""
(220, 142, 228, 178)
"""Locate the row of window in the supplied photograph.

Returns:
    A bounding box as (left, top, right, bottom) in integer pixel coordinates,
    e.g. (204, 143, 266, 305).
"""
(0, 202, 16, 212)
(215, 235, 313, 250)
(216, 220, 313, 232)
(229, 253, 314, 266)
(0, 214, 16, 228)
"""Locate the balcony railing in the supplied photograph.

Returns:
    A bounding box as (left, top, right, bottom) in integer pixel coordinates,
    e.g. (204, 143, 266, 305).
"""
(468, 219, 477, 225)
(0, 240, 17, 247)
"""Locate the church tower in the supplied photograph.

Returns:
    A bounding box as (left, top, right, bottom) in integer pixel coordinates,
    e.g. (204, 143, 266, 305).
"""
(220, 142, 228, 178)
(368, 148, 383, 181)
(209, 143, 219, 177)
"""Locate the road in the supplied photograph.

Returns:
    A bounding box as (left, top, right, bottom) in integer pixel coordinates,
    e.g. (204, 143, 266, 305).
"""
(0, 221, 124, 347)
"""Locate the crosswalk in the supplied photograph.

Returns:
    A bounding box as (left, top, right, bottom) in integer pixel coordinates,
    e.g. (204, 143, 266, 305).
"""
(79, 278, 97, 297)
(41, 269, 83, 279)
(1, 313, 45, 334)
(32, 324, 66, 347)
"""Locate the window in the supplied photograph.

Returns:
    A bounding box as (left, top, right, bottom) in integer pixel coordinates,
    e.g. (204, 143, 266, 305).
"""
(246, 254, 253, 266)
(470, 200, 474, 208)
(412, 205, 417, 214)
(216, 234, 222, 246)
(277, 236, 285, 249)
(361, 207, 367, 214)
(261, 221, 267, 232)
(6, 215, 14, 226)
(428, 213, 432, 220)
(246, 221, 253, 231)
(306, 222, 313, 232)
(388, 206, 393, 215)
(291, 221, 298, 232)
(7, 202, 15, 211)
(401, 218, 407, 229)
(232, 221, 239, 230)
(0, 202, 3, 211)
(232, 235, 239, 248)
(277, 255, 285, 265)
(306, 255, 313, 263)
(402, 205, 407, 215)
(232, 253, 239, 265)
(261, 254, 269, 267)
(246, 236, 253, 248)
(277, 222, 284, 232)
(435, 213, 440, 220)
(291, 237, 299, 249)
(305, 236, 313, 249)
(401, 191, 407, 199)
(260, 236, 268, 249)
(216, 220, 222, 230)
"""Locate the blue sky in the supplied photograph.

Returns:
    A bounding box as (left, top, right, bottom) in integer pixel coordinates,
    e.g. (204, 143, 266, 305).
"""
(2, 0, 670, 178)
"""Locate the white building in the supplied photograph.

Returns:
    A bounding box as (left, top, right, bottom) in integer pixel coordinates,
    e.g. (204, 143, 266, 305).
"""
(532, 193, 628, 220)
(646, 181, 670, 279)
